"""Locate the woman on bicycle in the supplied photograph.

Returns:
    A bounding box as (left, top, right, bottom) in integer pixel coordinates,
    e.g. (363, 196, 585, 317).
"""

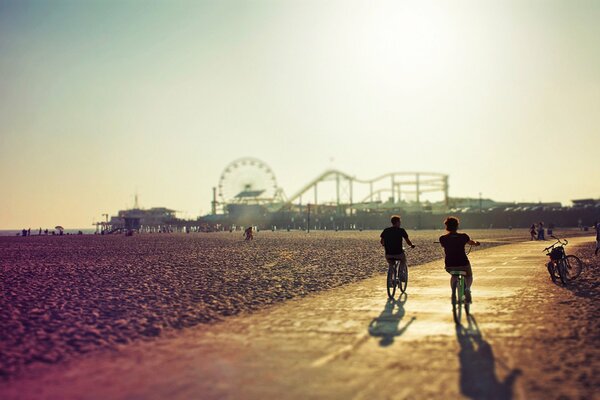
(439, 217, 480, 303)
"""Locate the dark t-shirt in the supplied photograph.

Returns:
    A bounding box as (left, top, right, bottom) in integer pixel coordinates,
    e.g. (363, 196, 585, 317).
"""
(439, 232, 470, 267)
(380, 227, 409, 255)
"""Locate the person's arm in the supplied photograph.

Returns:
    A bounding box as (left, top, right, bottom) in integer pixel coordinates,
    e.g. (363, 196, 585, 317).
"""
(380, 237, 385, 246)
(468, 239, 480, 246)
(403, 230, 415, 248)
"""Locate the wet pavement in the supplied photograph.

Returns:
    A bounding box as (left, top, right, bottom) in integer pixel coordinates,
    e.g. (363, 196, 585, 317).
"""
(0, 236, 596, 400)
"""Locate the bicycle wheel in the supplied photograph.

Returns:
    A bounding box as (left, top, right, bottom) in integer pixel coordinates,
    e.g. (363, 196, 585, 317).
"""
(451, 279, 463, 324)
(565, 255, 583, 280)
(386, 264, 397, 299)
(398, 263, 408, 294)
(557, 259, 568, 285)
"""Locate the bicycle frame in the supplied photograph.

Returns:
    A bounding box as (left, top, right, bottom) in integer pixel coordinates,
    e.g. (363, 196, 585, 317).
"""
(450, 271, 466, 301)
(449, 270, 469, 324)
(386, 251, 409, 299)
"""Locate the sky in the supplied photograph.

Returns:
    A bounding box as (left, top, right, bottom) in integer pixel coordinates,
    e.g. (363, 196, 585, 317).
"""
(1, 0, 599, 229)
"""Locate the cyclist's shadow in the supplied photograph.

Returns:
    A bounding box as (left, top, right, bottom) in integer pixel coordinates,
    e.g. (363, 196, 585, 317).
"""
(368, 293, 416, 347)
(456, 315, 522, 400)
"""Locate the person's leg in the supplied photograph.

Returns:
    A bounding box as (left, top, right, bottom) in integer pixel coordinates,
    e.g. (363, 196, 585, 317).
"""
(386, 257, 396, 272)
(399, 253, 408, 281)
(464, 265, 473, 303)
(449, 275, 458, 300)
(463, 264, 473, 289)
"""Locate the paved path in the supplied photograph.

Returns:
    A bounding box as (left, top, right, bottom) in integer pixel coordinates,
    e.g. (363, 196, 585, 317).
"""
(1, 237, 591, 400)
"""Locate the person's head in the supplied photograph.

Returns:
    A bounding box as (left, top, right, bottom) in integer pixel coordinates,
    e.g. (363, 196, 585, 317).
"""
(390, 215, 401, 227)
(444, 216, 459, 232)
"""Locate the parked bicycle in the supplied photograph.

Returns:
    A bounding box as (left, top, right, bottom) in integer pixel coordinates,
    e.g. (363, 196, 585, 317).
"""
(543, 236, 583, 285)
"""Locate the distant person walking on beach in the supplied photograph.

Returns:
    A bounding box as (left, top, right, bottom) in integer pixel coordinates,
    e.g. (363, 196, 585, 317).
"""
(439, 217, 480, 303)
(244, 226, 254, 241)
(529, 224, 536, 241)
(537, 222, 545, 240)
(595, 221, 600, 256)
(380, 215, 415, 282)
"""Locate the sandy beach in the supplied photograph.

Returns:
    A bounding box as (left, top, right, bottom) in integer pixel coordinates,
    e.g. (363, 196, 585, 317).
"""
(0, 230, 598, 399)
(0, 228, 591, 380)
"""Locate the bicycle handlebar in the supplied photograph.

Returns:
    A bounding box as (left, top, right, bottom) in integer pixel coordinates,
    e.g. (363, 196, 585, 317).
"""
(543, 237, 568, 253)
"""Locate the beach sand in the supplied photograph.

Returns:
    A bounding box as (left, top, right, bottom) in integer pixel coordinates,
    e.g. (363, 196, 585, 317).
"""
(0, 229, 594, 383)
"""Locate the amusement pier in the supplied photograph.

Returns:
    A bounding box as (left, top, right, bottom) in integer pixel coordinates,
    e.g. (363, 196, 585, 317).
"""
(96, 157, 600, 234)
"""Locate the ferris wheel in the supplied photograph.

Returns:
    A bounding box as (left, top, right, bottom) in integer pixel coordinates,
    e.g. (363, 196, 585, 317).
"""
(218, 158, 280, 203)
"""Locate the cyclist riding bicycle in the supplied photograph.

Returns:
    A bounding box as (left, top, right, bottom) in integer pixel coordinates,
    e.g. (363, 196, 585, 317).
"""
(439, 217, 480, 303)
(380, 215, 415, 281)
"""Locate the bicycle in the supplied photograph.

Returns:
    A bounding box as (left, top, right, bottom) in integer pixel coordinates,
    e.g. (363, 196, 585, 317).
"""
(449, 244, 473, 324)
(435, 241, 474, 324)
(543, 236, 583, 285)
(386, 251, 410, 299)
(450, 270, 470, 324)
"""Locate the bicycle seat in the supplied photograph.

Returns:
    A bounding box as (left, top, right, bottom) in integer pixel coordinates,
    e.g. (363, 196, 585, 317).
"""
(449, 271, 467, 276)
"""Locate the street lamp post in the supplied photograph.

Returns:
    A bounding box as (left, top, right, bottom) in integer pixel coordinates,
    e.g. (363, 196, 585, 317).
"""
(307, 203, 311, 233)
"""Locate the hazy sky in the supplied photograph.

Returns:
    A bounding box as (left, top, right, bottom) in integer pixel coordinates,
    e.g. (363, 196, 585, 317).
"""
(1, 0, 599, 228)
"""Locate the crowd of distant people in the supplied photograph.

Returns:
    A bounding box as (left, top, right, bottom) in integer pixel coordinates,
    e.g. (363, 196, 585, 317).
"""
(529, 221, 555, 241)
(15, 221, 600, 257)
(18, 228, 83, 236)
(20, 228, 51, 236)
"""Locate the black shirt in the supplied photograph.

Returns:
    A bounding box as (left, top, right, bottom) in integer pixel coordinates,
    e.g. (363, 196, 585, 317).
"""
(380, 227, 409, 255)
(439, 232, 470, 267)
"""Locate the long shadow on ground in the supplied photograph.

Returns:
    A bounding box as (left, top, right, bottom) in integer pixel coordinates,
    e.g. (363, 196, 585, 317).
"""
(456, 315, 521, 400)
(368, 294, 415, 346)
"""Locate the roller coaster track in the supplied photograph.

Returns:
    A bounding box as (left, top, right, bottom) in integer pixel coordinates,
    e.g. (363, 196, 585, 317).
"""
(280, 169, 448, 209)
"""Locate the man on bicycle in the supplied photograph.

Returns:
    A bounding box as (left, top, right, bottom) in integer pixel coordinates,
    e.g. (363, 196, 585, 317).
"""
(380, 215, 415, 281)
(439, 217, 480, 303)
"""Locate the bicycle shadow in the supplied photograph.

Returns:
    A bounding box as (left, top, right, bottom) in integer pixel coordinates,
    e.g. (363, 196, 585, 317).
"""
(456, 315, 522, 400)
(368, 293, 416, 347)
